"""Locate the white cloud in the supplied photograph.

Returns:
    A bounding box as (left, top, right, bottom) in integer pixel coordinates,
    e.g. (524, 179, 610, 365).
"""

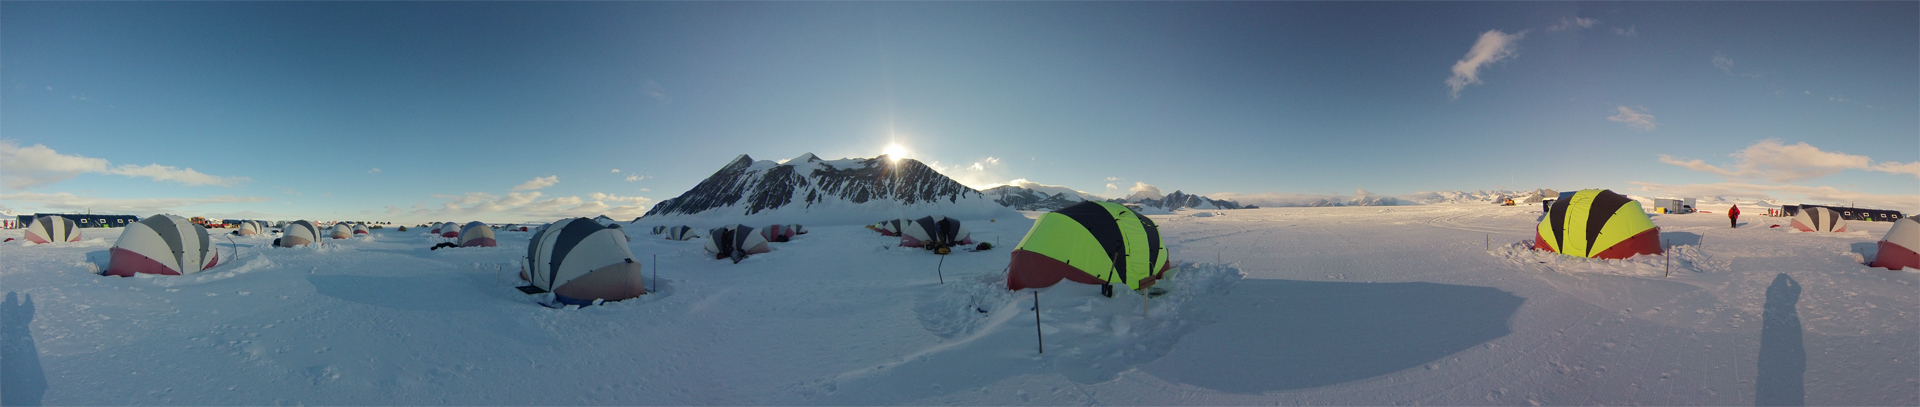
(1659, 139, 1917, 182)
(1106, 183, 1119, 191)
(624, 174, 652, 182)
(1712, 52, 1762, 78)
(1446, 30, 1526, 99)
(1630, 181, 1920, 213)
(1611, 26, 1637, 37)
(1607, 105, 1657, 131)
(0, 192, 270, 214)
(1871, 161, 1920, 178)
(642, 79, 671, 105)
(511, 175, 560, 191)
(1127, 182, 1165, 200)
(927, 156, 1008, 189)
(368, 168, 382, 174)
(1547, 17, 1598, 32)
(611, 169, 620, 173)
(1105, 177, 1119, 181)
(430, 192, 499, 207)
(588, 192, 654, 206)
(0, 140, 248, 188)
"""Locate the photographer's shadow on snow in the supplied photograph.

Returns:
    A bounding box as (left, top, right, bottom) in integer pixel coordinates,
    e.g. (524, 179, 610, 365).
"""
(1755, 273, 1805, 406)
(1140, 279, 1523, 393)
(2, 292, 49, 406)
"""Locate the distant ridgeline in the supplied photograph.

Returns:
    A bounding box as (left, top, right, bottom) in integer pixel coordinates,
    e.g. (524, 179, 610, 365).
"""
(636, 153, 1014, 226)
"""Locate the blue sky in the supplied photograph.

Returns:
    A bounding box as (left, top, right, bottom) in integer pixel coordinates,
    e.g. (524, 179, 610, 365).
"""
(3, 2, 1915, 222)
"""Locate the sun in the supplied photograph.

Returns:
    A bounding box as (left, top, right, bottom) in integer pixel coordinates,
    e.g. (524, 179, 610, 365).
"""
(883, 143, 909, 162)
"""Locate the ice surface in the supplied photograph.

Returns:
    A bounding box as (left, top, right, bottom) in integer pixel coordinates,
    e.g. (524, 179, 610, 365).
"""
(0, 204, 1912, 405)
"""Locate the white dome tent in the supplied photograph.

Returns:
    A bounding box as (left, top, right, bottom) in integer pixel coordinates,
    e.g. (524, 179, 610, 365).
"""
(104, 214, 220, 277)
(279, 220, 322, 247)
(519, 218, 647, 307)
(24, 215, 82, 244)
(459, 221, 497, 247)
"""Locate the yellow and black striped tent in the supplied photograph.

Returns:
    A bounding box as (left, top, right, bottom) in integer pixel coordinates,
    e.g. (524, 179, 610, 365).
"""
(1534, 189, 1664, 259)
(1007, 201, 1170, 291)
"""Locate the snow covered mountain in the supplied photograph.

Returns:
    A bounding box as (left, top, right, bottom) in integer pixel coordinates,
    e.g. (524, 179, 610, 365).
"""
(638, 153, 1017, 226)
(1114, 190, 1246, 211)
(980, 180, 1104, 211)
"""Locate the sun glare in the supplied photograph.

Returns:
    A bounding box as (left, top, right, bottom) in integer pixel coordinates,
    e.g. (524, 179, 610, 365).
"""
(883, 143, 908, 162)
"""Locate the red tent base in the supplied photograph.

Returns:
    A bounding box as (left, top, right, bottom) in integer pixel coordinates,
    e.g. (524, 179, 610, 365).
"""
(104, 247, 216, 277)
(1870, 241, 1918, 270)
(1534, 227, 1664, 259)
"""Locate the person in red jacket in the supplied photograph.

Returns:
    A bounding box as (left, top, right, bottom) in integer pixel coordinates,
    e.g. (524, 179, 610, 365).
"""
(1729, 205, 1741, 228)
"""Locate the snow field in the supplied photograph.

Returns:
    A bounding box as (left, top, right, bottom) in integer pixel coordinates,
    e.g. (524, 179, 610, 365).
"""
(0, 204, 1913, 405)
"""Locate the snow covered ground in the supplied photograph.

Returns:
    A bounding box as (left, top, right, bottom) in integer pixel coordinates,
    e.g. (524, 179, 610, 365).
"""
(1, 204, 1913, 405)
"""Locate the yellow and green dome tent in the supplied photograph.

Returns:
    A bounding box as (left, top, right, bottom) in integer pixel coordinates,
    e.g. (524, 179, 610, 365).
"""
(1534, 189, 1664, 259)
(1007, 201, 1171, 291)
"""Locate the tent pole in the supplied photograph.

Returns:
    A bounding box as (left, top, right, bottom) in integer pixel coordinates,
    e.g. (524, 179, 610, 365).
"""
(937, 254, 945, 284)
(1034, 291, 1043, 354)
(1664, 240, 1670, 278)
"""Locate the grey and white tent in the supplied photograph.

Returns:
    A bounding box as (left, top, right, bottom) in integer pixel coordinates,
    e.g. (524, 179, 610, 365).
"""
(1791, 207, 1849, 232)
(901, 215, 973, 248)
(704, 224, 770, 263)
(651, 225, 667, 235)
(663, 225, 698, 241)
(105, 214, 219, 277)
(237, 221, 264, 236)
(24, 215, 81, 244)
(521, 218, 647, 306)
(279, 220, 322, 247)
(329, 224, 354, 239)
(352, 223, 371, 235)
(459, 221, 497, 247)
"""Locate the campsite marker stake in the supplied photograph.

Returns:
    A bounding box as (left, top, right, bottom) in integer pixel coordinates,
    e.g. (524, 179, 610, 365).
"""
(1664, 240, 1671, 278)
(937, 255, 946, 284)
(1034, 291, 1043, 354)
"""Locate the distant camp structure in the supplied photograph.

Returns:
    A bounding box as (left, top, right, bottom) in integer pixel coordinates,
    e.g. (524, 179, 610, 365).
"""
(1781, 204, 1904, 222)
(1790, 207, 1850, 232)
(520, 218, 647, 306)
(14, 213, 137, 229)
(329, 224, 354, 239)
(705, 224, 770, 263)
(24, 215, 82, 244)
(1534, 189, 1663, 260)
(663, 225, 698, 241)
(460, 221, 497, 247)
(900, 216, 973, 251)
(104, 214, 220, 277)
(237, 221, 264, 236)
(1007, 201, 1171, 292)
(759, 224, 804, 242)
(1870, 218, 1919, 270)
(278, 220, 322, 247)
(352, 224, 371, 235)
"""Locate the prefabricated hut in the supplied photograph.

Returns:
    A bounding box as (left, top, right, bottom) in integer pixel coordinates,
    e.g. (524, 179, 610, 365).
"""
(521, 218, 647, 306)
(1790, 206, 1849, 232)
(1007, 201, 1171, 291)
(279, 220, 322, 247)
(1869, 218, 1919, 270)
(24, 215, 81, 244)
(705, 224, 770, 263)
(460, 221, 497, 247)
(104, 214, 220, 277)
(1534, 189, 1664, 259)
(663, 225, 698, 241)
(901, 216, 973, 249)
